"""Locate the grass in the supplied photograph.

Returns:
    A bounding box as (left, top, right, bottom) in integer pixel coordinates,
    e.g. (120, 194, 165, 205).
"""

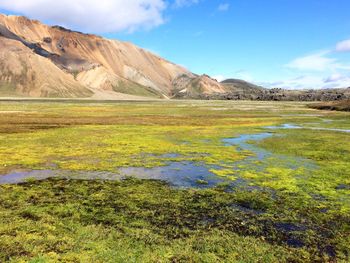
(0, 100, 349, 262)
(113, 80, 164, 98)
(1, 178, 346, 262)
(0, 83, 23, 97)
(309, 100, 350, 111)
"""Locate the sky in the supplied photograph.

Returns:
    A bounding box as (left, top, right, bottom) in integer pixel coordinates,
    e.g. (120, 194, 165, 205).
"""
(1, 0, 350, 89)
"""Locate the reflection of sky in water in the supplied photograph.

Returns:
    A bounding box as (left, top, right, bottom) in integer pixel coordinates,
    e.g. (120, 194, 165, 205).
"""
(0, 163, 226, 189)
(267, 123, 350, 133)
(223, 133, 273, 161)
(119, 162, 225, 188)
(222, 132, 317, 173)
(0, 170, 125, 184)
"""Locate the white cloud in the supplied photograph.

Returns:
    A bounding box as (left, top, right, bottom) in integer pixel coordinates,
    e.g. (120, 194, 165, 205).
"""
(0, 0, 167, 33)
(173, 0, 199, 8)
(261, 76, 319, 90)
(262, 74, 350, 90)
(322, 74, 350, 88)
(336, 39, 350, 52)
(324, 73, 345, 83)
(286, 51, 338, 71)
(280, 36, 350, 89)
(286, 50, 350, 72)
(218, 3, 229, 12)
(322, 73, 350, 88)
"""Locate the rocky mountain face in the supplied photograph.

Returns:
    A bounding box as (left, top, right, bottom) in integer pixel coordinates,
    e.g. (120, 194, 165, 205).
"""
(0, 14, 225, 99)
(171, 74, 229, 99)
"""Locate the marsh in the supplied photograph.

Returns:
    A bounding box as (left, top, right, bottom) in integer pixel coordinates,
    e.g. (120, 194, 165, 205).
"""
(0, 100, 349, 262)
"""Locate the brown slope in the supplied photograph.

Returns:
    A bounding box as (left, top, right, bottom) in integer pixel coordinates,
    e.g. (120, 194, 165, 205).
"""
(0, 36, 92, 98)
(0, 14, 192, 96)
(76, 67, 164, 98)
(172, 74, 230, 99)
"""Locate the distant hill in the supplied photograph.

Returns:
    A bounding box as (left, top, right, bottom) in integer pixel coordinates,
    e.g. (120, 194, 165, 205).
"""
(219, 79, 265, 100)
(171, 74, 227, 99)
(221, 79, 264, 91)
(219, 80, 350, 101)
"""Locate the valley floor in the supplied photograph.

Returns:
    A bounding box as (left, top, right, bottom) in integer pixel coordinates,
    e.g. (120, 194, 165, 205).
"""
(0, 100, 349, 262)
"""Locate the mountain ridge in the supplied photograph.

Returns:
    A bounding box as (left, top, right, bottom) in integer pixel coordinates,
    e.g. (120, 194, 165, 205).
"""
(0, 14, 209, 99)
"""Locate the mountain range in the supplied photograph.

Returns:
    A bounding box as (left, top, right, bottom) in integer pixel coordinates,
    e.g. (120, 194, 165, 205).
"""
(0, 14, 349, 101)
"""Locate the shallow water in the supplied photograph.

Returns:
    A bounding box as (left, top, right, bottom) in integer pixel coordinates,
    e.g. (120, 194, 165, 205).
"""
(0, 163, 226, 189)
(267, 123, 350, 133)
(0, 123, 335, 187)
(119, 162, 226, 188)
(0, 170, 57, 184)
(222, 132, 273, 161)
(222, 132, 317, 172)
(118, 131, 310, 188)
(0, 170, 124, 184)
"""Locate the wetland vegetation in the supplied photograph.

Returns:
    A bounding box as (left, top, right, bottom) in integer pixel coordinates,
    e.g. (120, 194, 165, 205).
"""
(0, 100, 349, 262)
(310, 100, 350, 112)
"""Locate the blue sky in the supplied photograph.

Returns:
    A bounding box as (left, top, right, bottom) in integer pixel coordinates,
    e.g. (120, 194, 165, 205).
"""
(1, 0, 350, 89)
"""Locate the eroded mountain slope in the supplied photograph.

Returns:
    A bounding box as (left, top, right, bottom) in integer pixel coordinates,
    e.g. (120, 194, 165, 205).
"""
(0, 14, 202, 98)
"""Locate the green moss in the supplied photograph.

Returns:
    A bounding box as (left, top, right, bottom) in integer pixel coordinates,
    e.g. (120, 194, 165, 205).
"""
(209, 168, 236, 180)
(0, 82, 21, 97)
(256, 129, 350, 212)
(1, 178, 348, 262)
(0, 100, 349, 261)
(113, 81, 163, 98)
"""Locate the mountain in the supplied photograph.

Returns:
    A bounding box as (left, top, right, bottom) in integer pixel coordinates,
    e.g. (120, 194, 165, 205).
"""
(0, 14, 225, 99)
(171, 74, 228, 99)
(221, 79, 264, 91)
(219, 79, 265, 100)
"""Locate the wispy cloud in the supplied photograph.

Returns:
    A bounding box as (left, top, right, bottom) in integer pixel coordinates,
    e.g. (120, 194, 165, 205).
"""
(262, 74, 350, 90)
(324, 73, 346, 83)
(277, 37, 350, 89)
(173, 0, 199, 8)
(286, 49, 350, 72)
(286, 51, 338, 71)
(218, 3, 230, 12)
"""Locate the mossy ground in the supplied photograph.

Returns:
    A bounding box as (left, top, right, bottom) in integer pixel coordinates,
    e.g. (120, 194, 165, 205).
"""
(0, 100, 349, 262)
